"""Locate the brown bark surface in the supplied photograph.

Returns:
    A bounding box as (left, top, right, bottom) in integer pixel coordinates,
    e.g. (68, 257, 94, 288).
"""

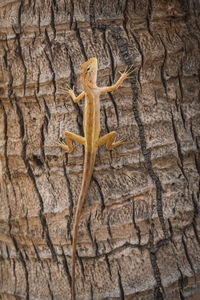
(0, 1, 200, 299)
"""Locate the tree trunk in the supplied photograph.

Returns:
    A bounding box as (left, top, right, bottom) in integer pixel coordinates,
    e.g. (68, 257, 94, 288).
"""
(0, 0, 200, 299)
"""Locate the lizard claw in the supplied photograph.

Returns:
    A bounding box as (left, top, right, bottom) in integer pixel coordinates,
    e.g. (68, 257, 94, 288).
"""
(55, 139, 70, 152)
(119, 64, 137, 80)
(112, 136, 131, 149)
(59, 85, 75, 100)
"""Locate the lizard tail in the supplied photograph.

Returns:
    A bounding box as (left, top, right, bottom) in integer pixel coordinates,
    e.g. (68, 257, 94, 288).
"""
(71, 151, 96, 300)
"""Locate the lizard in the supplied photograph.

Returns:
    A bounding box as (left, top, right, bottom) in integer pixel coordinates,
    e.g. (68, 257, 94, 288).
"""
(57, 57, 135, 300)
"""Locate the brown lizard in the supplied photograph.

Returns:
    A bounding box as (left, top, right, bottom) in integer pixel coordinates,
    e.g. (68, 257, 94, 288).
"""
(57, 57, 135, 300)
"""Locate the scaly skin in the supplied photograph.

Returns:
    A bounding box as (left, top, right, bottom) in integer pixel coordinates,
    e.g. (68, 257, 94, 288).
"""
(57, 57, 135, 300)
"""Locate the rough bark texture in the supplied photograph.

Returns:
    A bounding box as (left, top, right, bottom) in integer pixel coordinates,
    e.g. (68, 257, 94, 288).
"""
(0, 0, 200, 299)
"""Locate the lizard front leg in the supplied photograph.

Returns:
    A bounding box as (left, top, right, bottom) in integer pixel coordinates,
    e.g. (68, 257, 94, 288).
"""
(97, 131, 125, 150)
(57, 132, 85, 153)
(59, 85, 85, 103)
(99, 65, 135, 94)
(68, 90, 85, 103)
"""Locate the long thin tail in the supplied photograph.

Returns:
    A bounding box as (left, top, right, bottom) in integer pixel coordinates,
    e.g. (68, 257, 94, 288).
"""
(71, 151, 96, 300)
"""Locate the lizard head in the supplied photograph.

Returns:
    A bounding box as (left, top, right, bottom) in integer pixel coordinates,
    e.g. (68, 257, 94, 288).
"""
(80, 57, 97, 89)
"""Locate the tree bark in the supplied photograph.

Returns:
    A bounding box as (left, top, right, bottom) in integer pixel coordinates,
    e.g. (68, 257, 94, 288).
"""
(0, 0, 200, 299)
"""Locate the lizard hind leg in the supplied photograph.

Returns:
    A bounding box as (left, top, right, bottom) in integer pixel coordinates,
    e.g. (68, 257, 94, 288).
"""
(56, 131, 85, 153)
(97, 131, 126, 151)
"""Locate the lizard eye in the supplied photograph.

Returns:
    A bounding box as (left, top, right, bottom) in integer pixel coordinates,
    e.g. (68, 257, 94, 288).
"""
(87, 66, 91, 72)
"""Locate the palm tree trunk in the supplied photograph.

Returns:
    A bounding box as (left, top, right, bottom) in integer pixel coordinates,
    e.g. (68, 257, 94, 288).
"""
(0, 1, 200, 299)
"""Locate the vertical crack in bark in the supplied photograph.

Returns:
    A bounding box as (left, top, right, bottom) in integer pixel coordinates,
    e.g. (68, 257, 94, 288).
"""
(132, 0, 136, 14)
(178, 69, 184, 103)
(12, 259, 17, 293)
(154, 89, 158, 105)
(8, 66, 14, 101)
(179, 103, 186, 130)
(46, 260, 52, 281)
(14, 97, 58, 262)
(94, 236, 99, 257)
(63, 162, 73, 239)
(191, 193, 200, 246)
(89, 0, 97, 42)
(87, 212, 94, 248)
(44, 50, 56, 101)
(32, 241, 42, 263)
(77, 252, 85, 279)
(0, 100, 17, 201)
(177, 162, 189, 185)
(108, 91, 119, 126)
(168, 218, 174, 242)
(43, 96, 51, 124)
(24, 249, 29, 261)
(118, 270, 125, 300)
(40, 123, 46, 161)
(159, 36, 168, 97)
(195, 136, 200, 157)
(41, 214, 58, 262)
(38, 7, 41, 34)
(178, 267, 186, 300)
(1, 100, 17, 280)
(107, 213, 112, 239)
(149, 230, 164, 299)
(13, 29, 27, 96)
(37, 65, 41, 94)
(90, 284, 94, 300)
(103, 105, 110, 134)
(18, 0, 23, 30)
(132, 199, 141, 245)
(105, 254, 112, 281)
(195, 153, 200, 178)
(32, 0, 36, 15)
(45, 28, 53, 59)
(170, 109, 184, 166)
(190, 119, 194, 141)
(122, 0, 129, 37)
(32, 32, 37, 48)
(12, 236, 30, 300)
(41, 99, 49, 146)
(6, 244, 10, 261)
(92, 176, 105, 211)
(50, 5, 56, 39)
(74, 22, 88, 61)
(174, 91, 179, 111)
(146, 0, 153, 37)
(5, 184, 12, 236)
(47, 282, 54, 300)
(52, 0, 58, 12)
(102, 30, 115, 81)
(182, 233, 195, 275)
(3, 47, 8, 68)
(61, 245, 72, 287)
(69, 0, 74, 30)
(34, 91, 41, 110)
(28, 45, 33, 62)
(40, 99, 57, 205)
(107, 73, 120, 125)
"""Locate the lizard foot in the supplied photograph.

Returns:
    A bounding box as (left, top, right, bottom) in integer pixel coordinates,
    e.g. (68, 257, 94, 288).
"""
(59, 85, 75, 100)
(55, 139, 71, 153)
(119, 64, 137, 80)
(110, 136, 129, 150)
